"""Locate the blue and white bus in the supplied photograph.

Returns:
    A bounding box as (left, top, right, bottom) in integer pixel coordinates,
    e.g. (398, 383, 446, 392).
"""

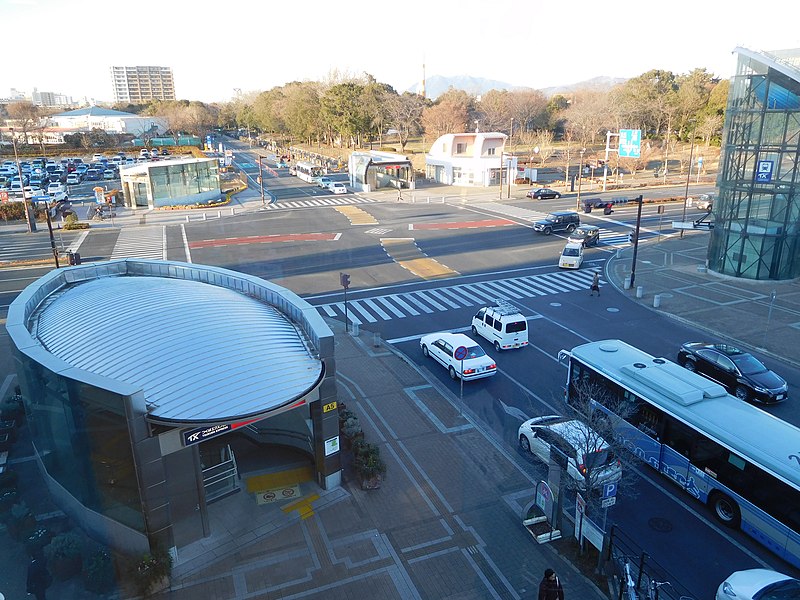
(559, 339, 800, 568)
(294, 161, 325, 183)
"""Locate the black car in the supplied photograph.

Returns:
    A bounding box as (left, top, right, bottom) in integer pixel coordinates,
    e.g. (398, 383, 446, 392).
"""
(532, 211, 580, 235)
(527, 187, 561, 200)
(567, 225, 600, 247)
(677, 342, 788, 403)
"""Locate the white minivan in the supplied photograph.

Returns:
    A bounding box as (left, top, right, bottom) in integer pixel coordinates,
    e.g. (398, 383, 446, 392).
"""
(471, 300, 528, 351)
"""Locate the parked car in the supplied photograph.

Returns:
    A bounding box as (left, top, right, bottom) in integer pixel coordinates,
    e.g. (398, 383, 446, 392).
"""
(92, 153, 104, 162)
(318, 176, 333, 189)
(558, 242, 584, 269)
(568, 225, 601, 247)
(330, 182, 347, 194)
(420, 332, 497, 381)
(84, 169, 101, 181)
(66, 173, 81, 185)
(677, 342, 788, 403)
(517, 415, 622, 489)
(716, 569, 800, 600)
(533, 211, 581, 235)
(102, 169, 116, 180)
(527, 187, 561, 200)
(47, 182, 66, 195)
(471, 300, 528, 351)
(694, 193, 714, 211)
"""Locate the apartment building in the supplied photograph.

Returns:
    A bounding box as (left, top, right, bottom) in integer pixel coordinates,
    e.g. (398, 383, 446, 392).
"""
(110, 66, 176, 103)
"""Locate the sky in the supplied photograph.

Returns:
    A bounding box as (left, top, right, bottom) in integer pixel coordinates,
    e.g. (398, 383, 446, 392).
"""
(1, 0, 799, 104)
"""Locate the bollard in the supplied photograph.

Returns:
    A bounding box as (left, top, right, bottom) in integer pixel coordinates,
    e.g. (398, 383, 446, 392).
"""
(351, 322, 360, 337)
(654, 294, 661, 308)
(217, 210, 221, 218)
(202, 213, 207, 221)
(185, 215, 190, 222)
(231, 207, 235, 215)
(624, 275, 632, 290)
(636, 286, 643, 299)
(373, 332, 381, 347)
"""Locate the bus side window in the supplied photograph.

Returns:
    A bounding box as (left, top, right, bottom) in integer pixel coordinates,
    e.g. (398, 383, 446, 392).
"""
(662, 416, 694, 458)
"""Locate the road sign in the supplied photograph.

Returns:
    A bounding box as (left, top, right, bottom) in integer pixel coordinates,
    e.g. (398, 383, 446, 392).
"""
(602, 482, 617, 499)
(454, 346, 468, 361)
(755, 160, 774, 183)
(32, 195, 50, 202)
(0, 191, 8, 202)
(601, 496, 617, 508)
(576, 492, 586, 515)
(619, 129, 641, 158)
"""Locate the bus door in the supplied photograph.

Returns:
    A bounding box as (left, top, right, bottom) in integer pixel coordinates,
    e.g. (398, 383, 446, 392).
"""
(658, 417, 693, 490)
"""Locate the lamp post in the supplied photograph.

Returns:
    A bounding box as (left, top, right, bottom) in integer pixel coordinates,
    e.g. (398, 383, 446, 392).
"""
(576, 148, 586, 211)
(680, 119, 697, 239)
(9, 128, 36, 233)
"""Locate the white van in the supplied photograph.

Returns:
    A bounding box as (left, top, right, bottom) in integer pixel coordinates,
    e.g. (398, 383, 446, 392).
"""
(470, 300, 529, 351)
(559, 242, 584, 269)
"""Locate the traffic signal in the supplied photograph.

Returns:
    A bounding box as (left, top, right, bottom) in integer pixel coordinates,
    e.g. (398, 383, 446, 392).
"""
(628, 232, 638, 244)
(340, 272, 350, 289)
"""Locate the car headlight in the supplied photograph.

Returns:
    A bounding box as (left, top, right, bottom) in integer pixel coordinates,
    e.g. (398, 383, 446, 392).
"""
(753, 385, 768, 393)
(721, 581, 736, 597)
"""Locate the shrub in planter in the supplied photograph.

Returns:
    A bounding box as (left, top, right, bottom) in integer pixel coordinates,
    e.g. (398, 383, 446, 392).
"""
(45, 531, 83, 580)
(8, 501, 37, 541)
(25, 527, 53, 557)
(83, 546, 116, 594)
(355, 444, 387, 490)
(128, 546, 173, 597)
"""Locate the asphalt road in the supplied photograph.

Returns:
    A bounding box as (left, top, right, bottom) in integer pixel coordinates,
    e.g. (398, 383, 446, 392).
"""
(1, 174, 798, 598)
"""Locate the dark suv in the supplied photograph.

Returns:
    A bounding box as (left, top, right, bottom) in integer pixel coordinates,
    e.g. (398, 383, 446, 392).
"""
(533, 211, 581, 235)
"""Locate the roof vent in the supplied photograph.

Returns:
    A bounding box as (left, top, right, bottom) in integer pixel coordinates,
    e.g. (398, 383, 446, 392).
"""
(633, 362, 647, 369)
(599, 343, 619, 353)
(653, 358, 666, 364)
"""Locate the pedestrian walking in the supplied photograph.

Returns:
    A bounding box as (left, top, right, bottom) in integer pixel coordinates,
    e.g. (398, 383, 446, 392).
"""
(538, 568, 565, 600)
(590, 271, 601, 296)
(26, 553, 51, 600)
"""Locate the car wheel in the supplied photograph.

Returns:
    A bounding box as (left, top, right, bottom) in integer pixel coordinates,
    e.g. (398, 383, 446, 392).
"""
(682, 358, 696, 373)
(555, 193, 561, 198)
(519, 435, 531, 453)
(735, 386, 750, 402)
(543, 227, 552, 235)
(494, 341, 501, 352)
(449, 366, 458, 380)
(566, 224, 576, 233)
(709, 492, 741, 528)
(422, 345, 429, 357)
(471, 325, 477, 336)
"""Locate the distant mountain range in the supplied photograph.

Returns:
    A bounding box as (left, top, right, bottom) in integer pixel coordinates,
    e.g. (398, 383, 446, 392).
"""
(407, 75, 627, 99)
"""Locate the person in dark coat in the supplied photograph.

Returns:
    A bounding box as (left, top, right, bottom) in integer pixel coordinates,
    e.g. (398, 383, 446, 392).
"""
(26, 554, 51, 600)
(590, 271, 601, 296)
(538, 568, 565, 600)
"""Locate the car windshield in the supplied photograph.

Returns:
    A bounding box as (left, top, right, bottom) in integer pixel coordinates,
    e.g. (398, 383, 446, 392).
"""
(575, 228, 590, 236)
(465, 345, 486, 359)
(506, 321, 526, 333)
(562, 247, 581, 257)
(730, 353, 768, 375)
(545, 213, 559, 221)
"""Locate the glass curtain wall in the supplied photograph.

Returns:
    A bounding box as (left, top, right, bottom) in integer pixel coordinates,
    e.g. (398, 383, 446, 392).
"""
(708, 51, 800, 280)
(150, 160, 220, 202)
(15, 352, 145, 532)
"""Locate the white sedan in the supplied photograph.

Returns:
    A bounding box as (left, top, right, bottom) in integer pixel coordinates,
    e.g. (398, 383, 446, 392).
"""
(419, 332, 496, 381)
(716, 569, 800, 600)
(330, 182, 347, 194)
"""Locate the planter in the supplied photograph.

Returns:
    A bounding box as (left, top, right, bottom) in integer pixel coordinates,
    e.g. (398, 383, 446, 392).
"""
(83, 548, 116, 594)
(359, 474, 383, 490)
(8, 508, 37, 541)
(0, 420, 16, 442)
(523, 516, 561, 544)
(45, 532, 83, 580)
(51, 554, 82, 580)
(25, 527, 53, 557)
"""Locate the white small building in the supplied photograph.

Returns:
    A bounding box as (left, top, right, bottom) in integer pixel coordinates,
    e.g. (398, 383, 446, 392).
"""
(120, 157, 220, 210)
(48, 106, 167, 136)
(425, 132, 517, 187)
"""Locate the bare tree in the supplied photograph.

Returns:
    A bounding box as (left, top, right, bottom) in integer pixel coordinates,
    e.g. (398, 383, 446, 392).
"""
(385, 92, 426, 153)
(7, 101, 40, 144)
(530, 129, 555, 165)
(421, 89, 473, 138)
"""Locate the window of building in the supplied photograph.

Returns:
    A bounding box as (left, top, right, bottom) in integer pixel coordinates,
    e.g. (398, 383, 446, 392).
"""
(487, 147, 496, 156)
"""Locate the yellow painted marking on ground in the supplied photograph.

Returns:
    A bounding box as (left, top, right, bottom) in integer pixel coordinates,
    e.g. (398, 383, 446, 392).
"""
(245, 465, 314, 493)
(281, 493, 320, 520)
(380, 238, 459, 280)
(335, 205, 378, 225)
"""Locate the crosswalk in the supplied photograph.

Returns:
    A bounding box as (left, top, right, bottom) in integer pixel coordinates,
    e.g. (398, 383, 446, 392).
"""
(264, 196, 378, 210)
(314, 270, 603, 324)
(110, 226, 166, 260)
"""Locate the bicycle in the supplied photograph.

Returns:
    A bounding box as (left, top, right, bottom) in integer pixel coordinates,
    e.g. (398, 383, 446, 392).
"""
(647, 579, 671, 600)
(621, 557, 638, 600)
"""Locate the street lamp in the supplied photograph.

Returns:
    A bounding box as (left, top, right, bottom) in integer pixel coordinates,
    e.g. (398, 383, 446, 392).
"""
(680, 119, 697, 239)
(9, 127, 36, 233)
(576, 148, 586, 211)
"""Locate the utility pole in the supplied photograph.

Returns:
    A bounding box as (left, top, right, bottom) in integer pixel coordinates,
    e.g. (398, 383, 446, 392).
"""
(10, 128, 36, 233)
(576, 148, 586, 211)
(602, 130, 612, 192)
(258, 156, 265, 206)
(629, 195, 644, 287)
(680, 120, 697, 239)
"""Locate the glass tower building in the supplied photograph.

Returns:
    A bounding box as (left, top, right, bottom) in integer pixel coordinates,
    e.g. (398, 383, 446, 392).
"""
(709, 48, 800, 280)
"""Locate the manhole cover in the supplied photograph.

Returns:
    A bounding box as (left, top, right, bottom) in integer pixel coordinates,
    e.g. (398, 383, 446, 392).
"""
(550, 302, 561, 307)
(648, 517, 673, 533)
(606, 307, 620, 313)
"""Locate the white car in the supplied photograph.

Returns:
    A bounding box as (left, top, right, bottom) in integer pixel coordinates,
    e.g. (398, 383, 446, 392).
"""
(518, 415, 622, 489)
(716, 569, 800, 600)
(559, 242, 584, 269)
(420, 332, 497, 381)
(47, 182, 66, 195)
(471, 301, 528, 351)
(694, 193, 714, 211)
(66, 173, 81, 185)
(318, 176, 333, 189)
(330, 182, 347, 194)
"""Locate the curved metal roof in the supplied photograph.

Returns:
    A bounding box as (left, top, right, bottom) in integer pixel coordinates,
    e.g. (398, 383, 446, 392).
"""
(33, 275, 323, 424)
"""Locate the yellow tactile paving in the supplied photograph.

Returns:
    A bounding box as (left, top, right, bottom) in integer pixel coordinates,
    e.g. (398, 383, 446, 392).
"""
(381, 238, 459, 280)
(244, 465, 314, 493)
(281, 493, 320, 520)
(335, 205, 378, 225)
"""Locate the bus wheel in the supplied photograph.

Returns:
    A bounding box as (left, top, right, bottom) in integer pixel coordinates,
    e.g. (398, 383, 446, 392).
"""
(710, 492, 741, 528)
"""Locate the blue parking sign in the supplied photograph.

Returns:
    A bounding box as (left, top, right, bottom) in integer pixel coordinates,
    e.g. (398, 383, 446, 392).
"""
(602, 482, 617, 499)
(755, 160, 774, 183)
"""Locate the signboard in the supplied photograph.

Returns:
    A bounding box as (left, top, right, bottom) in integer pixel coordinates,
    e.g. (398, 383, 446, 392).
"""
(755, 160, 774, 183)
(0, 191, 7, 202)
(324, 436, 340, 456)
(574, 504, 605, 551)
(454, 346, 468, 361)
(32, 195, 50, 202)
(619, 129, 642, 158)
(323, 401, 338, 413)
(602, 482, 617, 499)
(535, 480, 555, 519)
(576, 492, 586, 515)
(601, 496, 617, 508)
(183, 423, 232, 445)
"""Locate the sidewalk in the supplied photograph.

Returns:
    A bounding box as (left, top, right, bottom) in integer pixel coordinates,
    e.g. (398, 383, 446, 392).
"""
(605, 232, 800, 367)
